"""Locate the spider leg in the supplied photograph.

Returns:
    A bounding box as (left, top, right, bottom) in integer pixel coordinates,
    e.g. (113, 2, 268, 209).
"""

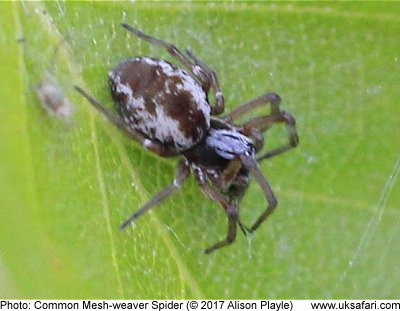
(194, 168, 251, 252)
(196, 180, 239, 254)
(219, 159, 254, 236)
(195, 159, 250, 233)
(120, 160, 190, 229)
(230, 92, 298, 160)
(121, 23, 224, 115)
(243, 111, 299, 161)
(185, 49, 224, 115)
(74, 86, 178, 157)
(204, 204, 238, 254)
(226, 92, 282, 122)
(220, 158, 242, 189)
(240, 155, 277, 233)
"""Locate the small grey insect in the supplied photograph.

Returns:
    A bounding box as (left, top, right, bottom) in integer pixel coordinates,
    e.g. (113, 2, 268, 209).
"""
(75, 24, 299, 254)
(36, 73, 74, 119)
(34, 40, 74, 120)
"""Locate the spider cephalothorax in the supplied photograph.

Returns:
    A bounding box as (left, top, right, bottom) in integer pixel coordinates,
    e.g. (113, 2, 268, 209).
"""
(75, 23, 299, 254)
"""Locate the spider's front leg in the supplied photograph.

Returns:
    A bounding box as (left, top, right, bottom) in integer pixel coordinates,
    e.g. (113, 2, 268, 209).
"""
(240, 156, 278, 233)
(226, 92, 282, 122)
(228, 92, 299, 161)
(244, 111, 299, 162)
(197, 180, 239, 254)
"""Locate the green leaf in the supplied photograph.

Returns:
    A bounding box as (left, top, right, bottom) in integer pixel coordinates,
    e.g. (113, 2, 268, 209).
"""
(1, 1, 400, 299)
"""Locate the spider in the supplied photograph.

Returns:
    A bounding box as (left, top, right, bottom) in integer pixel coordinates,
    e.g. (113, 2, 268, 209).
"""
(75, 23, 299, 254)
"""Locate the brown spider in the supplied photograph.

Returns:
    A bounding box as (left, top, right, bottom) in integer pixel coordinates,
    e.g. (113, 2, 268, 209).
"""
(75, 23, 299, 254)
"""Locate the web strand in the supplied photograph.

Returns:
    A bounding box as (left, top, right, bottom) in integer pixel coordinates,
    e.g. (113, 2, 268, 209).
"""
(335, 157, 400, 293)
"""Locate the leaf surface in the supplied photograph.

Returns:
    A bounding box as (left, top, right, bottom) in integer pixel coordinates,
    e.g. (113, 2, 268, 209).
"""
(1, 2, 399, 298)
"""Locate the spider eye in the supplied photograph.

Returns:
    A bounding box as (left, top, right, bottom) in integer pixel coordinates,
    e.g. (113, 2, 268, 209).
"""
(206, 128, 255, 160)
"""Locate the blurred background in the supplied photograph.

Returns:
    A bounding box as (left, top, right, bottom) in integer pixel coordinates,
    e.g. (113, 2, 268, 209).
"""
(1, 1, 399, 298)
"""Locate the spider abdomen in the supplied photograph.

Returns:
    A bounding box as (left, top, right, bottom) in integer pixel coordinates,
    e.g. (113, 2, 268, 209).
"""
(108, 57, 211, 152)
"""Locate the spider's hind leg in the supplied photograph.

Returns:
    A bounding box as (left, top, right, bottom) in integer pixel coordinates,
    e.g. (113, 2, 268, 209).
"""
(121, 23, 224, 115)
(185, 49, 224, 115)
